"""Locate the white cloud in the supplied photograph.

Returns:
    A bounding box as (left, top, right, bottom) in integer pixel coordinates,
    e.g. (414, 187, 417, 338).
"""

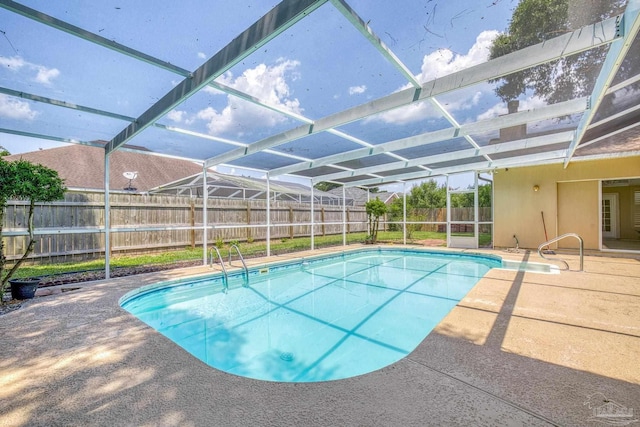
(369, 31, 499, 125)
(197, 52, 207, 59)
(196, 59, 303, 136)
(0, 56, 26, 70)
(349, 85, 367, 95)
(0, 56, 60, 85)
(417, 30, 498, 83)
(167, 109, 186, 123)
(0, 94, 38, 120)
(34, 66, 60, 85)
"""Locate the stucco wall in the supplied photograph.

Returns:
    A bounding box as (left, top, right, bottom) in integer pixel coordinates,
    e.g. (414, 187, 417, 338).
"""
(494, 156, 640, 250)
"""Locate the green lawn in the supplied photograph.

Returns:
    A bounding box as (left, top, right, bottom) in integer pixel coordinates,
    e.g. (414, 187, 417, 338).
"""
(12, 230, 495, 279)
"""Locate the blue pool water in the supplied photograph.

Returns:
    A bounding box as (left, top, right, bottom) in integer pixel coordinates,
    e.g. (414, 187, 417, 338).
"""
(120, 249, 500, 382)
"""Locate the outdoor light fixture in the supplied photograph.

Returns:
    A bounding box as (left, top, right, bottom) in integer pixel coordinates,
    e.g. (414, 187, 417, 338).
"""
(533, 185, 540, 192)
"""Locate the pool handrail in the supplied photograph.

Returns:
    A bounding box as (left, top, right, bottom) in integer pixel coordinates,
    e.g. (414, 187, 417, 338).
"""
(537, 233, 583, 271)
(210, 246, 228, 288)
(229, 244, 249, 281)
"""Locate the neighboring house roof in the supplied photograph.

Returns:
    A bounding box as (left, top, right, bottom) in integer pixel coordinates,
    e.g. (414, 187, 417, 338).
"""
(4, 143, 204, 192)
(328, 187, 398, 205)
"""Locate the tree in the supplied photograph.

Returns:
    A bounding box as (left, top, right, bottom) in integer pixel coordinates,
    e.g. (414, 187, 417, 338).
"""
(365, 198, 387, 243)
(1, 158, 66, 301)
(0, 146, 9, 157)
(490, 0, 627, 104)
(313, 182, 341, 192)
(406, 180, 446, 209)
(388, 180, 446, 232)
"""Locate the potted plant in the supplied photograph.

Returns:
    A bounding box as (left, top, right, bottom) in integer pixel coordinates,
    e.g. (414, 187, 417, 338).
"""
(364, 198, 387, 244)
(1, 157, 66, 302)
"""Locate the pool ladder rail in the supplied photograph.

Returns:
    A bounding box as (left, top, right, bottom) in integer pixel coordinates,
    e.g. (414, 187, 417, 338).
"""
(209, 246, 229, 290)
(537, 233, 583, 271)
(229, 244, 249, 285)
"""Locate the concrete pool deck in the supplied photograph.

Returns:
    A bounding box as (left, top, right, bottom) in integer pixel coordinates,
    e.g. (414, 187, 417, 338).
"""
(1, 246, 639, 426)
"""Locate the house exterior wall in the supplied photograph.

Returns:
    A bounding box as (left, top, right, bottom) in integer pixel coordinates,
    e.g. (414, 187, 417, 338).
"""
(494, 156, 640, 250)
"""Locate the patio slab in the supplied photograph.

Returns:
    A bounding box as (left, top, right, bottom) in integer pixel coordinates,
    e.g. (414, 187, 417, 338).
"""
(1, 247, 639, 426)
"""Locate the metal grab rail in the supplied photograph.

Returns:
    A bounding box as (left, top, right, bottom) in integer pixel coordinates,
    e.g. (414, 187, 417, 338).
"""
(537, 233, 584, 271)
(229, 244, 249, 279)
(210, 246, 228, 289)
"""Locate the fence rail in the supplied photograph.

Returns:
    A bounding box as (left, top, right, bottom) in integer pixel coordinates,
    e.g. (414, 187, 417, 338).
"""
(2, 191, 369, 262)
(2, 191, 487, 263)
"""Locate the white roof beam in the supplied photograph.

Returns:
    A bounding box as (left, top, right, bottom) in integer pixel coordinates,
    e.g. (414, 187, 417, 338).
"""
(605, 72, 640, 94)
(0, 128, 104, 148)
(429, 98, 492, 162)
(312, 131, 574, 183)
(330, 0, 421, 88)
(460, 97, 588, 134)
(587, 101, 640, 131)
(0, 0, 186, 75)
(565, 0, 640, 166)
(579, 121, 640, 150)
(271, 96, 586, 177)
(270, 127, 457, 177)
(107, 0, 327, 154)
(205, 16, 620, 170)
(0, 87, 135, 122)
(346, 150, 568, 187)
(1, 86, 313, 165)
(0, 0, 315, 126)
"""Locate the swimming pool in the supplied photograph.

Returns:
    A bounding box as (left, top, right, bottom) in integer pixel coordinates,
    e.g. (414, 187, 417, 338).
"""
(120, 248, 501, 382)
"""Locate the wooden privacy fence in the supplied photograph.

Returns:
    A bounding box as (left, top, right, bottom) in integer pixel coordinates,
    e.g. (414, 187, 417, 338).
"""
(2, 191, 368, 263)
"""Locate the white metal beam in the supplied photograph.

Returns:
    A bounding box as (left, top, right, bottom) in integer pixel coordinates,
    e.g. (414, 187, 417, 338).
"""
(107, 0, 327, 154)
(345, 150, 568, 187)
(330, 0, 421, 88)
(0, 128, 104, 148)
(429, 97, 491, 161)
(0, 87, 135, 122)
(565, 0, 640, 166)
(311, 16, 620, 133)
(0, 0, 346, 146)
(271, 97, 586, 178)
(312, 131, 574, 183)
(204, 17, 620, 170)
(270, 127, 457, 177)
(2, 85, 316, 166)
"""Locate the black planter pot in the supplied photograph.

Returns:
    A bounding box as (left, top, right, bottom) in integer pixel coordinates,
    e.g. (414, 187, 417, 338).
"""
(9, 279, 41, 300)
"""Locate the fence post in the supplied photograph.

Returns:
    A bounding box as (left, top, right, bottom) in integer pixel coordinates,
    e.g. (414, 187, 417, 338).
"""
(346, 208, 350, 234)
(190, 199, 195, 249)
(321, 207, 326, 236)
(246, 202, 252, 242)
(289, 206, 294, 239)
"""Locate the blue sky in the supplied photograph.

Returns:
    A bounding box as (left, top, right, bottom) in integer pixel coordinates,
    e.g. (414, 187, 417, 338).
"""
(3, 0, 581, 192)
(0, 1, 517, 149)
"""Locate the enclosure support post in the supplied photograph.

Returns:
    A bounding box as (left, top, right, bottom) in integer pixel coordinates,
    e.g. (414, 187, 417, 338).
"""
(266, 173, 271, 257)
(202, 165, 208, 266)
(310, 179, 315, 250)
(104, 153, 111, 279)
(474, 173, 479, 248)
(342, 185, 347, 246)
(446, 176, 451, 248)
(403, 182, 407, 245)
